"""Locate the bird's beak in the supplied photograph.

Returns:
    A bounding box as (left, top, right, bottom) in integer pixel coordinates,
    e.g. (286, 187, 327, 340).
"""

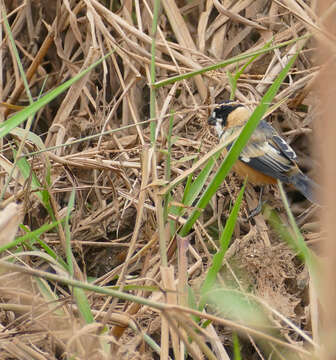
(208, 116, 217, 126)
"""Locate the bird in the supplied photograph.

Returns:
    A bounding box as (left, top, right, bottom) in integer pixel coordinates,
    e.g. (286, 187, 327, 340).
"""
(208, 101, 319, 204)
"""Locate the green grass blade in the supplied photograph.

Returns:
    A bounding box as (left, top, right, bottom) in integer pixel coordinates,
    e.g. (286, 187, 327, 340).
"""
(181, 155, 219, 209)
(13, 150, 54, 216)
(199, 181, 245, 308)
(169, 153, 219, 218)
(229, 40, 272, 100)
(10, 127, 46, 150)
(277, 181, 320, 288)
(163, 113, 174, 221)
(65, 189, 76, 276)
(20, 224, 68, 270)
(15, 153, 41, 196)
(187, 284, 200, 323)
(0, 220, 62, 253)
(2, 8, 33, 104)
(2, 251, 68, 274)
(149, 0, 161, 142)
(233, 333, 242, 360)
(227, 71, 236, 101)
(35, 278, 66, 317)
(73, 287, 95, 324)
(0, 52, 112, 139)
(153, 35, 309, 88)
(64, 188, 95, 324)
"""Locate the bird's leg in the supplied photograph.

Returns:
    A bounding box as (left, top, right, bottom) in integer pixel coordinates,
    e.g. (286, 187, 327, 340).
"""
(246, 187, 265, 220)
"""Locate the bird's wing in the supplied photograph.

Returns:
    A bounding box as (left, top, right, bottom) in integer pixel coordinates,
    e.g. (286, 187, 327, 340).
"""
(271, 134, 297, 160)
(226, 121, 297, 182)
(239, 142, 294, 182)
(256, 121, 297, 160)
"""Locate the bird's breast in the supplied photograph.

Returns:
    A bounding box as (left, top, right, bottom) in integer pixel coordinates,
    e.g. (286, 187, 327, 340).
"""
(233, 160, 277, 185)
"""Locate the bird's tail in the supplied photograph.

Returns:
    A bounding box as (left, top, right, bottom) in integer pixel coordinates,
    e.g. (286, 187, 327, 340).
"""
(290, 172, 321, 204)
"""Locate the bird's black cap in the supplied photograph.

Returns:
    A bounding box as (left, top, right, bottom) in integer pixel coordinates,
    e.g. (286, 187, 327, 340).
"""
(208, 102, 243, 126)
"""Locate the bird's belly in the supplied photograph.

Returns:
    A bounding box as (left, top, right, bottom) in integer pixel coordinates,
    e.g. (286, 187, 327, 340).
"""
(233, 160, 277, 185)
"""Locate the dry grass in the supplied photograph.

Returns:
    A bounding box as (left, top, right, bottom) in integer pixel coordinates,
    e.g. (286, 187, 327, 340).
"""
(0, 1, 327, 359)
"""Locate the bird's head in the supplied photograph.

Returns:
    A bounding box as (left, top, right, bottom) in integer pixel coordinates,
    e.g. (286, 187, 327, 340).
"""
(208, 102, 251, 138)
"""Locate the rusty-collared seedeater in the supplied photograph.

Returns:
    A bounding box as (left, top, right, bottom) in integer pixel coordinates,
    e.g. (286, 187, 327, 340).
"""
(208, 102, 319, 203)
